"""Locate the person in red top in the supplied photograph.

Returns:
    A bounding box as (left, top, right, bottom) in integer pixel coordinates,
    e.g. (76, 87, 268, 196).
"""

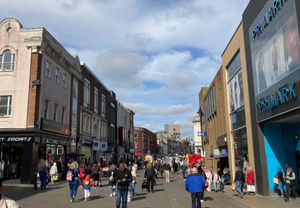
(246, 167, 255, 195)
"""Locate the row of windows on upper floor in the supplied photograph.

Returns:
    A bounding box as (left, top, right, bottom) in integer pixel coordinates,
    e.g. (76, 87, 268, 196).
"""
(45, 60, 67, 88)
(44, 99, 66, 124)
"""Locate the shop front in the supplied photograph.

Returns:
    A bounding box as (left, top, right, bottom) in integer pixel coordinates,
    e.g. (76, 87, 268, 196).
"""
(243, 0, 300, 195)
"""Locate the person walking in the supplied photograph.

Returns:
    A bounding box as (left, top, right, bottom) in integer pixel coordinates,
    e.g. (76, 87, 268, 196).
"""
(91, 163, 100, 188)
(115, 163, 132, 208)
(160, 161, 164, 178)
(185, 166, 206, 208)
(181, 162, 188, 180)
(234, 167, 244, 198)
(246, 167, 255, 195)
(144, 163, 156, 193)
(205, 170, 212, 192)
(275, 168, 284, 198)
(36, 159, 48, 190)
(164, 162, 171, 183)
(212, 171, 220, 192)
(127, 165, 136, 202)
(67, 161, 79, 203)
(82, 175, 92, 201)
(108, 164, 117, 197)
(49, 162, 58, 185)
(284, 167, 296, 202)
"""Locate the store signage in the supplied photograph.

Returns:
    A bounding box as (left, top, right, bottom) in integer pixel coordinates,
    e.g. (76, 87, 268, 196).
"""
(41, 118, 69, 135)
(252, 0, 287, 40)
(197, 132, 207, 137)
(45, 138, 67, 145)
(0, 137, 33, 142)
(258, 82, 297, 113)
(212, 148, 220, 156)
(92, 141, 100, 151)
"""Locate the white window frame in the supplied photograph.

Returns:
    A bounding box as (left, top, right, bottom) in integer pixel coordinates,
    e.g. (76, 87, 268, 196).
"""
(55, 67, 59, 83)
(53, 103, 58, 122)
(101, 93, 106, 118)
(61, 107, 65, 123)
(0, 96, 12, 116)
(0, 50, 15, 72)
(45, 60, 51, 78)
(84, 79, 90, 107)
(94, 87, 99, 113)
(62, 72, 67, 88)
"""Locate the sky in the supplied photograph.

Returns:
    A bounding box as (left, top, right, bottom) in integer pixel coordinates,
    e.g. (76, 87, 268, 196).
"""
(2, 0, 250, 139)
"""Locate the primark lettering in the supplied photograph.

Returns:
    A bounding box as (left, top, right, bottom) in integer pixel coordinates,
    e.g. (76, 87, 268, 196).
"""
(258, 83, 297, 113)
(0, 137, 33, 142)
(252, 0, 288, 40)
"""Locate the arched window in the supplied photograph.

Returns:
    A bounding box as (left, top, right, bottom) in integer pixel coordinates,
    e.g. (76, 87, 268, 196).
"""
(0, 50, 15, 71)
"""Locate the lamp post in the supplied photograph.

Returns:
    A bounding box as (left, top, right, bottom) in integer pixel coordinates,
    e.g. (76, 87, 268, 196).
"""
(197, 106, 203, 156)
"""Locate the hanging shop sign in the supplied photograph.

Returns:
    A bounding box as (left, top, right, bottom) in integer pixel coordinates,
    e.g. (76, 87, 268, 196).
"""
(0, 136, 33, 143)
(212, 148, 220, 156)
(257, 82, 297, 113)
(92, 141, 100, 151)
(252, 0, 288, 40)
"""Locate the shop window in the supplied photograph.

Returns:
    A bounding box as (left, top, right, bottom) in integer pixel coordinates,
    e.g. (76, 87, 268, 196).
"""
(233, 128, 248, 168)
(0, 96, 12, 116)
(0, 50, 15, 71)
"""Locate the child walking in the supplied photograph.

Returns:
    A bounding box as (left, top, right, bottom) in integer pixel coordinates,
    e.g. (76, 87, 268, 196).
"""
(82, 175, 92, 201)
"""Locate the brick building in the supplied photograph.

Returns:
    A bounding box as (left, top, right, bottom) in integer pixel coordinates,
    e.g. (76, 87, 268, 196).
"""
(134, 127, 158, 157)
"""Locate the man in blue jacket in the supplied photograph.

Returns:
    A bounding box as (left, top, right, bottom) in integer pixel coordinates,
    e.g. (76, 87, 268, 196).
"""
(185, 166, 206, 208)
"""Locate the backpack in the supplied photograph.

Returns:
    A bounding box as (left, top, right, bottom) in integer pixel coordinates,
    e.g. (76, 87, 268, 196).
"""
(67, 170, 73, 181)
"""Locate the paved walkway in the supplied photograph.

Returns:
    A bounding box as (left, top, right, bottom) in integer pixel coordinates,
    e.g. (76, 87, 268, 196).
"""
(2, 172, 298, 208)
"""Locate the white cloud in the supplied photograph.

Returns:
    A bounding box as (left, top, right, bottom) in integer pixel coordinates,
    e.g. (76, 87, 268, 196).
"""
(124, 103, 193, 116)
(1, 0, 251, 139)
(95, 49, 146, 88)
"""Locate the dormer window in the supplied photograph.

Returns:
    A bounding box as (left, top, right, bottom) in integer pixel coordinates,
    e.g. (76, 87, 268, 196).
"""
(0, 50, 15, 71)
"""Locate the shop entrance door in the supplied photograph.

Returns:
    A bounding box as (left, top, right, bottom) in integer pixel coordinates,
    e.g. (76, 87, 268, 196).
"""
(296, 151, 300, 194)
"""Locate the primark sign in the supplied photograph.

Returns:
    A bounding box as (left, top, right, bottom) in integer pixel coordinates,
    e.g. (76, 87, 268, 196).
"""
(257, 82, 297, 113)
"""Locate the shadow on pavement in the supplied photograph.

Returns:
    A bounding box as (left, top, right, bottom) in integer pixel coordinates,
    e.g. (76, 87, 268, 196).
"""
(134, 193, 147, 196)
(4, 184, 65, 201)
(154, 189, 164, 192)
(131, 196, 147, 201)
(204, 196, 213, 201)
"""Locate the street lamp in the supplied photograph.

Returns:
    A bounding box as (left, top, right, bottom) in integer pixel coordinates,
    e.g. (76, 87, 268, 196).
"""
(197, 106, 203, 156)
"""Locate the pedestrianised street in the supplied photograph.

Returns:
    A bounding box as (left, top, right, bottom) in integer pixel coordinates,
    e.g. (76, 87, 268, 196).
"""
(3, 171, 296, 208)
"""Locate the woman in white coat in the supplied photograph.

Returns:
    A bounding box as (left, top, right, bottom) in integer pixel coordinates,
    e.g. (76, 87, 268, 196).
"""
(50, 162, 58, 185)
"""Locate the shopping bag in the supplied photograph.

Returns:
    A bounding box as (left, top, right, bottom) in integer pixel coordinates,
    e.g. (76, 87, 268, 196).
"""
(141, 181, 147, 189)
(247, 185, 256, 192)
(54, 175, 59, 181)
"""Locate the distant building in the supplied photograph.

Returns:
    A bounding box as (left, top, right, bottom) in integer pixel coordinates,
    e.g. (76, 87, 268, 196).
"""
(164, 124, 180, 140)
(193, 116, 202, 155)
(134, 127, 158, 156)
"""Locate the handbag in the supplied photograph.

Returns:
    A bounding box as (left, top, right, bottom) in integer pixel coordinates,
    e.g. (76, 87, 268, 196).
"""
(247, 185, 256, 192)
(141, 181, 147, 189)
(273, 177, 279, 184)
(205, 180, 208, 188)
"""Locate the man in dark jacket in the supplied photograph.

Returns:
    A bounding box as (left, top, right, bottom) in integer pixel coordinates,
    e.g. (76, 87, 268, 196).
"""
(185, 167, 206, 208)
(144, 163, 156, 193)
(234, 167, 244, 198)
(115, 163, 132, 208)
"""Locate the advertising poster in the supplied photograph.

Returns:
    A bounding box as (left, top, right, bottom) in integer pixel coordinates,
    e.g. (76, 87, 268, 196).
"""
(250, 0, 300, 95)
(228, 70, 244, 112)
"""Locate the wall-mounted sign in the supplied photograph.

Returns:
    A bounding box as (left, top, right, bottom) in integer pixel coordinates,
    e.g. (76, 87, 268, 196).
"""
(93, 141, 100, 151)
(257, 82, 297, 113)
(252, 0, 288, 40)
(197, 132, 207, 137)
(100, 141, 107, 152)
(221, 149, 228, 156)
(41, 118, 69, 135)
(0, 137, 33, 143)
(212, 148, 220, 156)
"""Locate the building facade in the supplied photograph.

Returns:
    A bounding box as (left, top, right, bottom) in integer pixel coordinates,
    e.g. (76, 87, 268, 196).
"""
(199, 67, 229, 172)
(164, 124, 180, 139)
(221, 23, 255, 184)
(242, 0, 300, 195)
(0, 18, 82, 183)
(134, 127, 158, 157)
(193, 116, 202, 154)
